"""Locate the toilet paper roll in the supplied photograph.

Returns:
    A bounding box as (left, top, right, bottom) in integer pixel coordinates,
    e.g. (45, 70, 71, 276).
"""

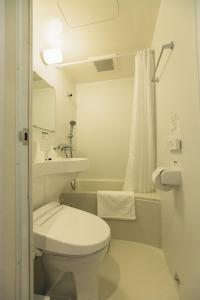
(152, 167, 173, 191)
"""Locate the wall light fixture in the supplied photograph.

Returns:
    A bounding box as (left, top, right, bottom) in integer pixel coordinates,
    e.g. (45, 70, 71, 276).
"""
(42, 48, 63, 65)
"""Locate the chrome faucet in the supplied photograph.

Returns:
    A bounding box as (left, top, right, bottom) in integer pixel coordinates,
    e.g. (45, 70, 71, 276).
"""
(58, 143, 72, 158)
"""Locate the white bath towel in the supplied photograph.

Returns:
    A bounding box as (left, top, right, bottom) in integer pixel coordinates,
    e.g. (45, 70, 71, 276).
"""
(97, 191, 136, 220)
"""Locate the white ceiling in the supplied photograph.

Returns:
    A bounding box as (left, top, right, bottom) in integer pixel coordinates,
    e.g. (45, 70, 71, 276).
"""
(35, 0, 161, 83)
(57, 0, 119, 27)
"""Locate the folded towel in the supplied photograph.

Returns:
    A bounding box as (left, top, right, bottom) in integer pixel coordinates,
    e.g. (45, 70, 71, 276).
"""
(97, 191, 136, 220)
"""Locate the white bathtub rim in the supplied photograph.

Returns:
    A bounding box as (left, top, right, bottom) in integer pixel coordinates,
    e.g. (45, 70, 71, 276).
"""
(74, 179, 160, 202)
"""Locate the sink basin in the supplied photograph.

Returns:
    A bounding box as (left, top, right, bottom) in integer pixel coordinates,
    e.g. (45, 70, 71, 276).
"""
(32, 158, 89, 178)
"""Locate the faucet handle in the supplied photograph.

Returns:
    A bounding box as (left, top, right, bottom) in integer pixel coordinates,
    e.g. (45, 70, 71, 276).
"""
(57, 143, 64, 150)
(58, 143, 72, 151)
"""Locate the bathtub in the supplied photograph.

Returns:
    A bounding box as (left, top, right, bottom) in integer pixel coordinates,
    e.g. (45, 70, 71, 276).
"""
(62, 179, 161, 248)
(76, 179, 124, 192)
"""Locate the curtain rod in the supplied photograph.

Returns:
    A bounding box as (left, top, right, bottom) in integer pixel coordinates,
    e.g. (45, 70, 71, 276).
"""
(152, 41, 174, 83)
(56, 42, 174, 73)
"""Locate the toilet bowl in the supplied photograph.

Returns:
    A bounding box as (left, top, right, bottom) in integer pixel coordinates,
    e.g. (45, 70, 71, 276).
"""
(33, 201, 111, 300)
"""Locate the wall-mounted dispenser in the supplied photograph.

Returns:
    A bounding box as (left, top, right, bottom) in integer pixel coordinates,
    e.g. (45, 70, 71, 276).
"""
(152, 167, 181, 191)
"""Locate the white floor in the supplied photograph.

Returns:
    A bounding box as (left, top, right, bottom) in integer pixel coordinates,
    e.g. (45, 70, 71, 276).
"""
(99, 240, 179, 300)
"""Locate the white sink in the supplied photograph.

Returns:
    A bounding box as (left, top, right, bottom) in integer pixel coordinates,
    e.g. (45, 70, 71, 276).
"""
(32, 158, 89, 178)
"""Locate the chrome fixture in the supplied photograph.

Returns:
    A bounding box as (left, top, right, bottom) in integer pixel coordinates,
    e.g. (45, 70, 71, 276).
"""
(68, 120, 77, 190)
(152, 41, 174, 83)
(70, 179, 76, 191)
(68, 120, 76, 158)
(174, 273, 181, 285)
(58, 121, 76, 159)
(68, 120, 76, 139)
(58, 121, 77, 189)
(58, 143, 72, 158)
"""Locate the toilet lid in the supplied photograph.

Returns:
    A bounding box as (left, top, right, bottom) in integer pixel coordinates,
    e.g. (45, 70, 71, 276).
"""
(33, 202, 111, 256)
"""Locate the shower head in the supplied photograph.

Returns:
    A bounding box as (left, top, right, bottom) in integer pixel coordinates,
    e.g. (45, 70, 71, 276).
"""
(70, 120, 76, 126)
(68, 120, 76, 141)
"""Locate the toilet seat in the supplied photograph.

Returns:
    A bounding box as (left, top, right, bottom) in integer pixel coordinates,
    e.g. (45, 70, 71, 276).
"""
(33, 201, 111, 256)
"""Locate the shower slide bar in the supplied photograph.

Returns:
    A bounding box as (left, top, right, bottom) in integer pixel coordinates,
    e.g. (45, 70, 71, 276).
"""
(152, 41, 174, 83)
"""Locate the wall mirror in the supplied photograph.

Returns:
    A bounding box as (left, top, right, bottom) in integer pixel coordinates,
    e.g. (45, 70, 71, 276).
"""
(32, 72, 56, 132)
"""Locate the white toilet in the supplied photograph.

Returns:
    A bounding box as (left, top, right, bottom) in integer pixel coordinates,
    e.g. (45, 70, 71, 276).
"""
(34, 295, 50, 300)
(33, 201, 111, 300)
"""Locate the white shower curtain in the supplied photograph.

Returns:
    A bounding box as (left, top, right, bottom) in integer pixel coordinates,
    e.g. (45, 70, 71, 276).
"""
(123, 49, 156, 193)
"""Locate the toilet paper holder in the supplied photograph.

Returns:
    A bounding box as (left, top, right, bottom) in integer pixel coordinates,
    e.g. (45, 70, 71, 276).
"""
(152, 167, 181, 191)
(161, 168, 181, 186)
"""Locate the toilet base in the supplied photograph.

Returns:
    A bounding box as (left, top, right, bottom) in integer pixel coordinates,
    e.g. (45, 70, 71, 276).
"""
(42, 247, 107, 300)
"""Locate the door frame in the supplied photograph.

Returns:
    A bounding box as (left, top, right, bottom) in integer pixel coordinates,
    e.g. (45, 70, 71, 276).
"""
(15, 0, 33, 299)
(16, 0, 33, 300)
(0, 0, 32, 299)
(196, 0, 200, 100)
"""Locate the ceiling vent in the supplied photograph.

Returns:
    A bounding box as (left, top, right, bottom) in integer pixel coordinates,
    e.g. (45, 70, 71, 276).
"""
(93, 58, 114, 72)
